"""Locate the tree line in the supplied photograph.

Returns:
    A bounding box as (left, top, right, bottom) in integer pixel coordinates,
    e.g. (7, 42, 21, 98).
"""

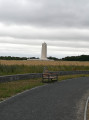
(61, 55, 89, 61)
(0, 56, 27, 60)
(0, 55, 89, 61)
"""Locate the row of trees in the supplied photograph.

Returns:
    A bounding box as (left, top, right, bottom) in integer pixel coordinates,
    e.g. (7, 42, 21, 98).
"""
(0, 55, 89, 61)
(47, 56, 59, 60)
(48, 55, 89, 61)
(62, 55, 89, 61)
(0, 56, 58, 60)
(0, 56, 27, 60)
(0, 56, 41, 60)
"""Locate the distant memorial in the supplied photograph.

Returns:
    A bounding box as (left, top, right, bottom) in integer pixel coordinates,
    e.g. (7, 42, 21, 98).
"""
(28, 42, 53, 61)
(41, 42, 47, 60)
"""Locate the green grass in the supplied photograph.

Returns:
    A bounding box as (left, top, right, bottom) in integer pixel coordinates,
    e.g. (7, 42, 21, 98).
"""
(0, 74, 89, 101)
(0, 78, 44, 101)
(0, 64, 89, 76)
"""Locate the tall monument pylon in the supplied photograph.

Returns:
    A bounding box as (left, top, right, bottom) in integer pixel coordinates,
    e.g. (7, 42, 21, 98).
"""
(41, 42, 47, 60)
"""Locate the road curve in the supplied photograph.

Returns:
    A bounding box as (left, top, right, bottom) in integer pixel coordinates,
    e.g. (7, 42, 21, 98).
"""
(0, 77, 89, 120)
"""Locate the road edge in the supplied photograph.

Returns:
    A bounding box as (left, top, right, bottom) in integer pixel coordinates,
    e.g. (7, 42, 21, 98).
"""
(84, 96, 89, 120)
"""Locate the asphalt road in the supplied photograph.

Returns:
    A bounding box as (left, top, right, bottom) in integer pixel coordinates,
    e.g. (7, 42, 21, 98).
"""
(0, 77, 89, 120)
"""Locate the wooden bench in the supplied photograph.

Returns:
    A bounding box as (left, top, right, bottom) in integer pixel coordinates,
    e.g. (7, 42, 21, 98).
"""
(42, 72, 58, 82)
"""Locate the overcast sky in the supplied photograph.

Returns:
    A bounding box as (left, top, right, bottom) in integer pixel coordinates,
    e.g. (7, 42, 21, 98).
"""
(0, 0, 89, 58)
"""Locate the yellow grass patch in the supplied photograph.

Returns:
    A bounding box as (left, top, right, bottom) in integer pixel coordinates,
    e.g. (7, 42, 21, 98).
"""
(0, 60, 89, 66)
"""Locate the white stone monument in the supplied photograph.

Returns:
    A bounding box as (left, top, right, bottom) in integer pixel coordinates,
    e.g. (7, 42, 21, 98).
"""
(27, 42, 53, 61)
(41, 42, 47, 60)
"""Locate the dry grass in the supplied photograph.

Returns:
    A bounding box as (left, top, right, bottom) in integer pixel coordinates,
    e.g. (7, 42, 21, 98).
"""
(1, 60, 89, 66)
(1, 60, 89, 75)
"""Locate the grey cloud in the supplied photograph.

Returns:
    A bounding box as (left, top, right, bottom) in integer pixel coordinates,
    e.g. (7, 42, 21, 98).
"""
(0, 36, 89, 50)
(0, 0, 89, 28)
(0, 24, 89, 41)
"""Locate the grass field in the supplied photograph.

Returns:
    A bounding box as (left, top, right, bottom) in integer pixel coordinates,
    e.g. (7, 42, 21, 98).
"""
(1, 60, 89, 66)
(0, 60, 89, 76)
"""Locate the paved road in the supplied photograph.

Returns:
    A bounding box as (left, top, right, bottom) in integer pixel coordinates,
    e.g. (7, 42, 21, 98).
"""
(0, 77, 89, 120)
